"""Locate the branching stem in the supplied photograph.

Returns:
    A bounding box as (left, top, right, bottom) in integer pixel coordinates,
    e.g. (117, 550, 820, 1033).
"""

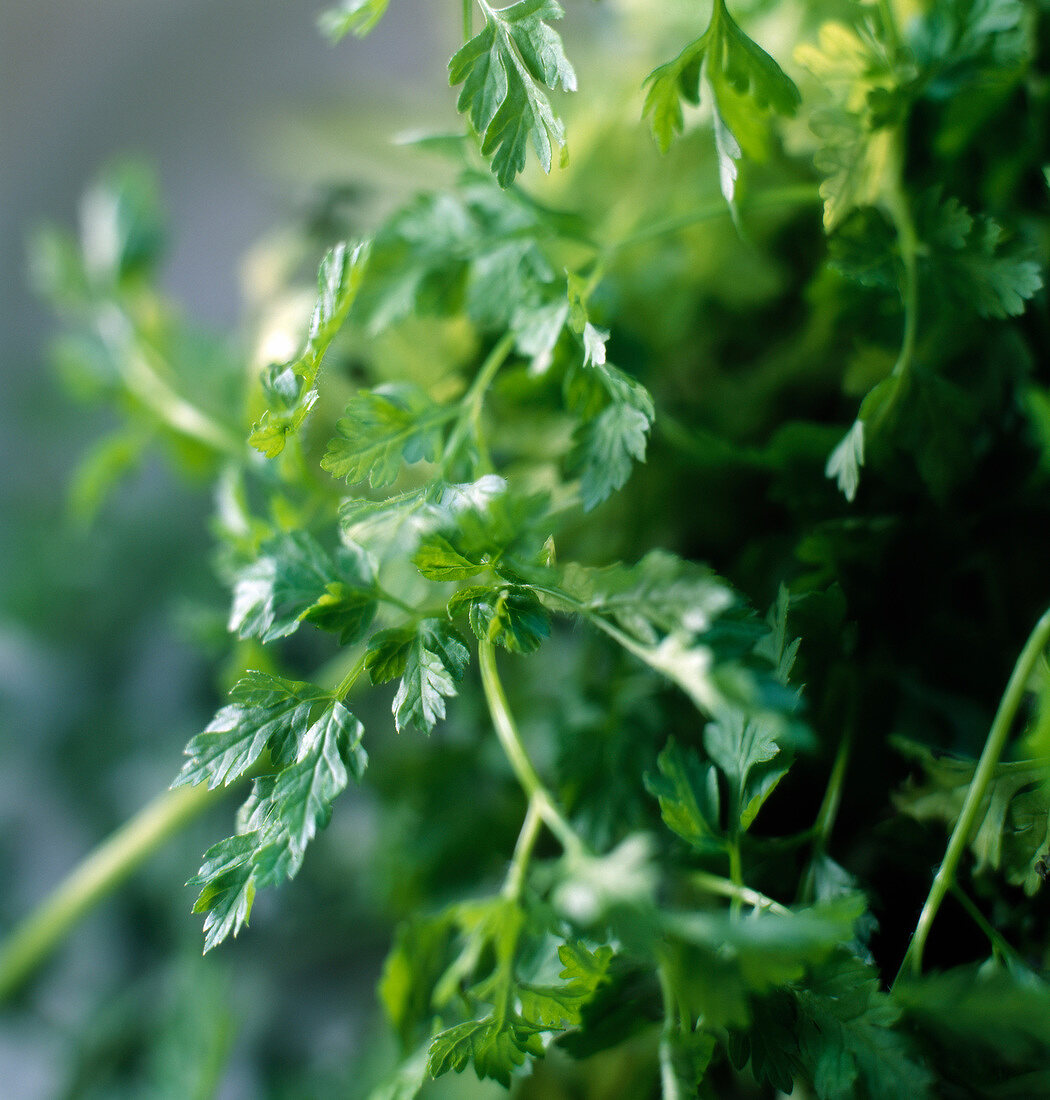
(895, 607, 1050, 985)
(441, 331, 515, 474)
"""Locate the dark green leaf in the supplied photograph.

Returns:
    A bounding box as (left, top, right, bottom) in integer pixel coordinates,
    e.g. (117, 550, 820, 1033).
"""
(450, 584, 551, 653)
(645, 738, 725, 853)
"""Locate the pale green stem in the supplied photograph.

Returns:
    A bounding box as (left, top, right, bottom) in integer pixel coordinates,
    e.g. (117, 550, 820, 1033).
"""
(813, 723, 853, 848)
(727, 835, 744, 918)
(478, 638, 583, 856)
(502, 799, 544, 900)
(98, 305, 243, 457)
(657, 959, 681, 1100)
(332, 652, 368, 701)
(690, 869, 791, 916)
(0, 784, 218, 1002)
(462, 0, 473, 40)
(798, 720, 854, 904)
(440, 331, 516, 473)
(895, 607, 1050, 985)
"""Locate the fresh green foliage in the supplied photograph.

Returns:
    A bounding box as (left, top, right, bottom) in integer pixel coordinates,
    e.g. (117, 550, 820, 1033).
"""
(17, 0, 1050, 1096)
(449, 0, 577, 186)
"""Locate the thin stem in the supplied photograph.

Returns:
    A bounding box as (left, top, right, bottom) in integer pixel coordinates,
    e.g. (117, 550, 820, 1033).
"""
(332, 652, 368, 701)
(813, 723, 853, 848)
(950, 883, 1026, 968)
(895, 607, 1050, 985)
(376, 587, 417, 616)
(502, 799, 544, 900)
(877, 0, 902, 51)
(798, 720, 854, 905)
(477, 638, 583, 856)
(462, 0, 473, 40)
(0, 784, 218, 1002)
(441, 331, 516, 473)
(605, 184, 820, 257)
(98, 306, 243, 458)
(690, 869, 791, 916)
(727, 833, 744, 918)
(657, 958, 681, 1099)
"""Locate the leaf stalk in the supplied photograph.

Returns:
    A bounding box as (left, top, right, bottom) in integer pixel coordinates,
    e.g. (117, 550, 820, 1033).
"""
(478, 638, 583, 856)
(895, 606, 1050, 985)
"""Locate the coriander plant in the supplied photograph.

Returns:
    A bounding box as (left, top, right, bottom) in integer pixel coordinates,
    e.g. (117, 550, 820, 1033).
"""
(5, 0, 1050, 1095)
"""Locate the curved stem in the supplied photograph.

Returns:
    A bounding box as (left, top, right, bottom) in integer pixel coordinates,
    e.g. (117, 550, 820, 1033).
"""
(502, 799, 544, 900)
(0, 783, 219, 1002)
(477, 638, 583, 856)
(895, 607, 1050, 985)
(98, 306, 243, 458)
(813, 723, 853, 849)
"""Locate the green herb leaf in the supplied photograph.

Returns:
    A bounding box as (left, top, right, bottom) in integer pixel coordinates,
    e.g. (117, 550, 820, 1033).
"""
(229, 532, 376, 644)
(250, 242, 368, 457)
(645, 738, 725, 853)
(643, 0, 799, 154)
(391, 619, 471, 734)
(187, 701, 365, 951)
(449, 0, 577, 187)
(322, 383, 450, 487)
(427, 1014, 545, 1087)
(450, 584, 551, 653)
(173, 672, 330, 789)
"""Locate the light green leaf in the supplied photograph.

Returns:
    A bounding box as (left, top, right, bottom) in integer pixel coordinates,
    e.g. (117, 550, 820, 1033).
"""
(318, 0, 390, 40)
(265, 702, 365, 852)
(449, 0, 577, 187)
(187, 699, 367, 950)
(643, 0, 798, 154)
(250, 242, 368, 457)
(391, 619, 471, 734)
(567, 361, 654, 510)
(825, 419, 865, 502)
(173, 672, 329, 789)
(427, 1015, 544, 1087)
(413, 534, 483, 581)
(322, 383, 451, 487)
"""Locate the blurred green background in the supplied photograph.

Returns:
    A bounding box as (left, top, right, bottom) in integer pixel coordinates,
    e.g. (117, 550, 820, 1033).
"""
(0, 4, 467, 1095)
